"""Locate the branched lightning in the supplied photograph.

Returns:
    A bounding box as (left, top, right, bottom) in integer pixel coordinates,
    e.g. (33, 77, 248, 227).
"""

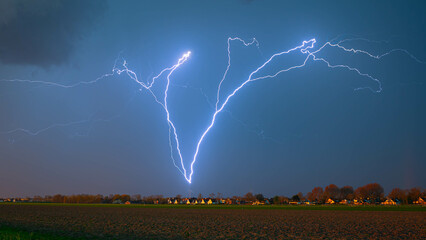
(1, 36, 424, 183)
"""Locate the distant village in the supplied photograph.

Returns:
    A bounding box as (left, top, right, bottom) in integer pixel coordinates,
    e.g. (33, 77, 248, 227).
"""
(1, 183, 424, 206)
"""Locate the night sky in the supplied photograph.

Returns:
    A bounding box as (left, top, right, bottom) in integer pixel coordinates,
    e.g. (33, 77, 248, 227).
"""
(1, 0, 425, 198)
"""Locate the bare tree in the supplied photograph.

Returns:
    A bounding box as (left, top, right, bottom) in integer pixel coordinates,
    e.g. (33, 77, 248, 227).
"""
(310, 187, 324, 202)
(297, 192, 304, 201)
(132, 194, 142, 202)
(355, 183, 384, 203)
(324, 184, 340, 201)
(255, 193, 264, 202)
(340, 186, 354, 200)
(216, 192, 223, 200)
(407, 187, 421, 204)
(244, 192, 255, 202)
(388, 188, 407, 203)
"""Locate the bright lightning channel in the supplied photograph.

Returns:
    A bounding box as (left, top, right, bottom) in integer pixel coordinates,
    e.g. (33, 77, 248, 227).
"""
(1, 37, 423, 183)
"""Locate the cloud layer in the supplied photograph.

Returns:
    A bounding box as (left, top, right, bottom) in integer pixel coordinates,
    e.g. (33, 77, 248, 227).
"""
(0, 0, 107, 67)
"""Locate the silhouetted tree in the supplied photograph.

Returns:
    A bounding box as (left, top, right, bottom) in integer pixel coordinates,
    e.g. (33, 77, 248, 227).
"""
(297, 192, 304, 201)
(324, 184, 340, 201)
(291, 194, 300, 202)
(217, 192, 223, 200)
(272, 196, 288, 204)
(407, 187, 421, 204)
(308, 187, 323, 203)
(52, 194, 64, 203)
(340, 186, 354, 200)
(388, 188, 407, 203)
(244, 192, 255, 202)
(132, 194, 142, 202)
(355, 183, 384, 203)
(255, 194, 264, 202)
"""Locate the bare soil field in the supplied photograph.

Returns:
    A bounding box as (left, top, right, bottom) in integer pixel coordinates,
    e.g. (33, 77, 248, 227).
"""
(0, 204, 424, 239)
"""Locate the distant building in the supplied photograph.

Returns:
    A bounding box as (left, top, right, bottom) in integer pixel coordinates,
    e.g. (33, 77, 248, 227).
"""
(325, 198, 335, 204)
(125, 201, 131, 205)
(252, 200, 261, 205)
(413, 197, 425, 205)
(381, 199, 396, 205)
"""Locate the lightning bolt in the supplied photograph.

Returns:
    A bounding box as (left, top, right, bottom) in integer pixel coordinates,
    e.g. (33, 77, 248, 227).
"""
(1, 36, 424, 183)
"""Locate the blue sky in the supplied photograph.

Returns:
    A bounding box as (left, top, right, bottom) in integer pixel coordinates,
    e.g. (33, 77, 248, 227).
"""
(0, 0, 425, 197)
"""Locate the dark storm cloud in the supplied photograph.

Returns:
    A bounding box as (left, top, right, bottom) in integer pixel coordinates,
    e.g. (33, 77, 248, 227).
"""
(0, 0, 107, 67)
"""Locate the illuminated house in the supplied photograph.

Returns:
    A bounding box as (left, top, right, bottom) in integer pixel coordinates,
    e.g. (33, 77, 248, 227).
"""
(413, 197, 425, 205)
(325, 198, 335, 204)
(381, 199, 396, 205)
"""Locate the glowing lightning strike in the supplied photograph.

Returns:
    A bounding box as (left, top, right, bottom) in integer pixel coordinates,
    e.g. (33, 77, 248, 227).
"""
(1, 36, 423, 183)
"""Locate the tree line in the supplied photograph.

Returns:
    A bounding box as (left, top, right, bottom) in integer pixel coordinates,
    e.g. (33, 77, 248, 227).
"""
(5, 183, 424, 204)
(271, 183, 424, 204)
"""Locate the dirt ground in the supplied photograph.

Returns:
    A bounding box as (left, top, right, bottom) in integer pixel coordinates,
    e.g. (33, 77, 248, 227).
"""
(0, 204, 424, 239)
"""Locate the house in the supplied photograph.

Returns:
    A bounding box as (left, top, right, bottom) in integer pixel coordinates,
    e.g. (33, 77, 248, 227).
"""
(381, 199, 396, 205)
(325, 198, 335, 204)
(186, 199, 191, 205)
(167, 199, 173, 204)
(353, 199, 363, 205)
(252, 200, 262, 205)
(207, 199, 213, 205)
(174, 199, 179, 204)
(340, 199, 350, 205)
(413, 197, 425, 205)
(200, 199, 205, 204)
(125, 201, 131, 205)
(225, 198, 233, 205)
